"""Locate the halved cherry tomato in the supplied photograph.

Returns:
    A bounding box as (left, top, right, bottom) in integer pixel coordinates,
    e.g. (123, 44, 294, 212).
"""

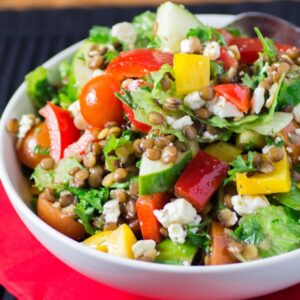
(122, 103, 151, 133)
(218, 47, 238, 70)
(229, 37, 293, 64)
(17, 122, 50, 169)
(106, 49, 173, 82)
(39, 102, 81, 162)
(214, 84, 251, 113)
(80, 74, 123, 128)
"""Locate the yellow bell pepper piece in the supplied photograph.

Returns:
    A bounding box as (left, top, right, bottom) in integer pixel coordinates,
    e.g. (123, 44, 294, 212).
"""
(106, 224, 137, 259)
(83, 231, 112, 252)
(204, 142, 242, 163)
(174, 53, 210, 95)
(236, 150, 291, 195)
(82, 224, 137, 258)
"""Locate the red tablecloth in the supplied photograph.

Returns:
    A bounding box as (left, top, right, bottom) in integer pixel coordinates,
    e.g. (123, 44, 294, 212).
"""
(0, 182, 299, 300)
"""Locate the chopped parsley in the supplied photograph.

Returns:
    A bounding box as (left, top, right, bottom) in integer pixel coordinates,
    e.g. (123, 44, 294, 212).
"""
(187, 26, 225, 45)
(34, 145, 50, 155)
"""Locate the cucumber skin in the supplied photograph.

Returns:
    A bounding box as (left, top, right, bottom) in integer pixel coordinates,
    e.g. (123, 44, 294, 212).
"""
(139, 150, 192, 195)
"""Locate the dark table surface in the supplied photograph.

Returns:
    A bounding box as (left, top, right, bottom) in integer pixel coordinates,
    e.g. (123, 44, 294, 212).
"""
(1, 1, 300, 299)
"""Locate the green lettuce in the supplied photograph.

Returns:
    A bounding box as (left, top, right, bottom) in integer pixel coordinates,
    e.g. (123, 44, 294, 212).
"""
(278, 79, 300, 109)
(233, 205, 300, 258)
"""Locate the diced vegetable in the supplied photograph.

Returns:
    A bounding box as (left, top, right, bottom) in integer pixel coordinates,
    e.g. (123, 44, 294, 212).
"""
(207, 222, 236, 265)
(174, 53, 210, 95)
(39, 102, 81, 162)
(155, 239, 198, 265)
(175, 150, 229, 212)
(233, 206, 300, 258)
(204, 142, 242, 163)
(83, 224, 137, 258)
(136, 193, 168, 243)
(214, 84, 251, 113)
(236, 150, 291, 195)
(218, 47, 238, 70)
(236, 130, 265, 150)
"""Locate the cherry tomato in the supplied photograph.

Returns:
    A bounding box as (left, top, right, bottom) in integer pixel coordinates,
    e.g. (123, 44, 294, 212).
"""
(214, 84, 251, 113)
(106, 49, 173, 82)
(17, 122, 50, 169)
(37, 194, 86, 240)
(39, 102, 81, 162)
(219, 47, 238, 70)
(229, 37, 293, 64)
(80, 74, 123, 128)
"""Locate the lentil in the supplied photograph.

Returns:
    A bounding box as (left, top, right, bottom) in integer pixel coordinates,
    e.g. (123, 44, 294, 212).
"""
(268, 147, 284, 163)
(258, 160, 275, 174)
(88, 55, 103, 70)
(111, 189, 128, 203)
(98, 128, 110, 140)
(164, 97, 181, 111)
(59, 191, 75, 208)
(133, 139, 143, 154)
(40, 158, 55, 170)
(199, 86, 215, 101)
(88, 173, 102, 188)
(83, 152, 96, 168)
(129, 181, 139, 196)
(160, 76, 172, 91)
(149, 111, 164, 125)
(195, 107, 212, 119)
(74, 168, 89, 181)
(6, 118, 19, 134)
(161, 146, 177, 163)
(183, 125, 197, 140)
(145, 148, 161, 161)
(113, 168, 128, 182)
(40, 188, 56, 203)
(108, 126, 122, 137)
(102, 173, 115, 187)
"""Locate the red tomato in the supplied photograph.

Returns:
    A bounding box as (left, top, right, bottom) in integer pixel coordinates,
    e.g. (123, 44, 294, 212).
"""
(214, 84, 251, 113)
(39, 102, 81, 162)
(106, 49, 173, 82)
(122, 103, 151, 133)
(136, 193, 169, 243)
(17, 122, 50, 169)
(218, 47, 238, 70)
(80, 74, 123, 128)
(175, 151, 229, 212)
(229, 37, 293, 64)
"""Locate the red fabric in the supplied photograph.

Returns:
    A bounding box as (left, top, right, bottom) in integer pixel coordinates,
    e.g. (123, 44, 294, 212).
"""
(0, 181, 299, 300)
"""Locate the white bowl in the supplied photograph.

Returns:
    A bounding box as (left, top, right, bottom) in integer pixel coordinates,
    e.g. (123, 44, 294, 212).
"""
(0, 14, 299, 300)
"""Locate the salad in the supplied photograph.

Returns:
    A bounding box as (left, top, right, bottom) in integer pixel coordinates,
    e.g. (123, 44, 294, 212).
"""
(5, 1, 300, 266)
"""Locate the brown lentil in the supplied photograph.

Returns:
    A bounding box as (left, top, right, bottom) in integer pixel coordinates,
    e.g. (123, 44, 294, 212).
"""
(98, 128, 110, 140)
(59, 191, 75, 208)
(217, 208, 236, 227)
(74, 168, 89, 181)
(149, 111, 164, 125)
(108, 126, 122, 137)
(155, 137, 169, 149)
(92, 143, 102, 155)
(206, 125, 219, 136)
(70, 178, 85, 188)
(278, 62, 290, 74)
(40, 158, 55, 170)
(102, 173, 115, 187)
(99, 46, 108, 56)
(258, 160, 275, 174)
(111, 189, 128, 203)
(287, 48, 299, 60)
(268, 147, 284, 163)
(182, 125, 197, 140)
(129, 181, 139, 196)
(161, 146, 177, 164)
(195, 107, 211, 119)
(83, 152, 96, 168)
(242, 244, 259, 261)
(40, 188, 56, 203)
(145, 148, 161, 161)
(88, 173, 102, 188)
(199, 86, 215, 101)
(88, 55, 103, 70)
(124, 199, 137, 219)
(113, 168, 128, 182)
(133, 139, 143, 154)
(89, 44, 100, 52)
(164, 97, 181, 111)
(175, 140, 188, 152)
(160, 76, 172, 91)
(6, 118, 19, 134)
(224, 193, 233, 209)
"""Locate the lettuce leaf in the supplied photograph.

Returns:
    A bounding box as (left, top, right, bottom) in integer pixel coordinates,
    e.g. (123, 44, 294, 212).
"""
(277, 79, 300, 109)
(233, 205, 300, 258)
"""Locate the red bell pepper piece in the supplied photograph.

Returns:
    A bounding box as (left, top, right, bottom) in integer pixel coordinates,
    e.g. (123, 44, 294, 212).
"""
(136, 193, 168, 243)
(106, 49, 173, 82)
(39, 102, 81, 162)
(214, 84, 251, 113)
(63, 129, 96, 158)
(218, 47, 238, 70)
(229, 37, 293, 64)
(175, 151, 229, 212)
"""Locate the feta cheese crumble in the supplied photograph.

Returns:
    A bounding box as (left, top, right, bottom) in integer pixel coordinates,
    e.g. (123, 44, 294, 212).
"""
(251, 86, 265, 114)
(132, 240, 156, 259)
(208, 96, 244, 118)
(168, 224, 187, 244)
(231, 195, 270, 216)
(18, 114, 35, 139)
(68, 100, 89, 130)
(102, 199, 121, 223)
(171, 115, 193, 130)
(111, 22, 137, 49)
(265, 83, 278, 108)
(203, 41, 221, 61)
(293, 103, 300, 123)
(183, 91, 205, 110)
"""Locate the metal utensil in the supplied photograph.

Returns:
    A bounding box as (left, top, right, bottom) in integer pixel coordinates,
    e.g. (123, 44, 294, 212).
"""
(227, 12, 300, 47)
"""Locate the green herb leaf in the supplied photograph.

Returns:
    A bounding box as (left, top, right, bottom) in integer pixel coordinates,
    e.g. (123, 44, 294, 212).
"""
(187, 26, 226, 45)
(265, 136, 284, 148)
(89, 26, 111, 44)
(278, 79, 300, 109)
(224, 151, 257, 185)
(210, 61, 224, 80)
(254, 27, 277, 63)
(224, 26, 243, 37)
(34, 145, 50, 155)
(25, 66, 57, 109)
